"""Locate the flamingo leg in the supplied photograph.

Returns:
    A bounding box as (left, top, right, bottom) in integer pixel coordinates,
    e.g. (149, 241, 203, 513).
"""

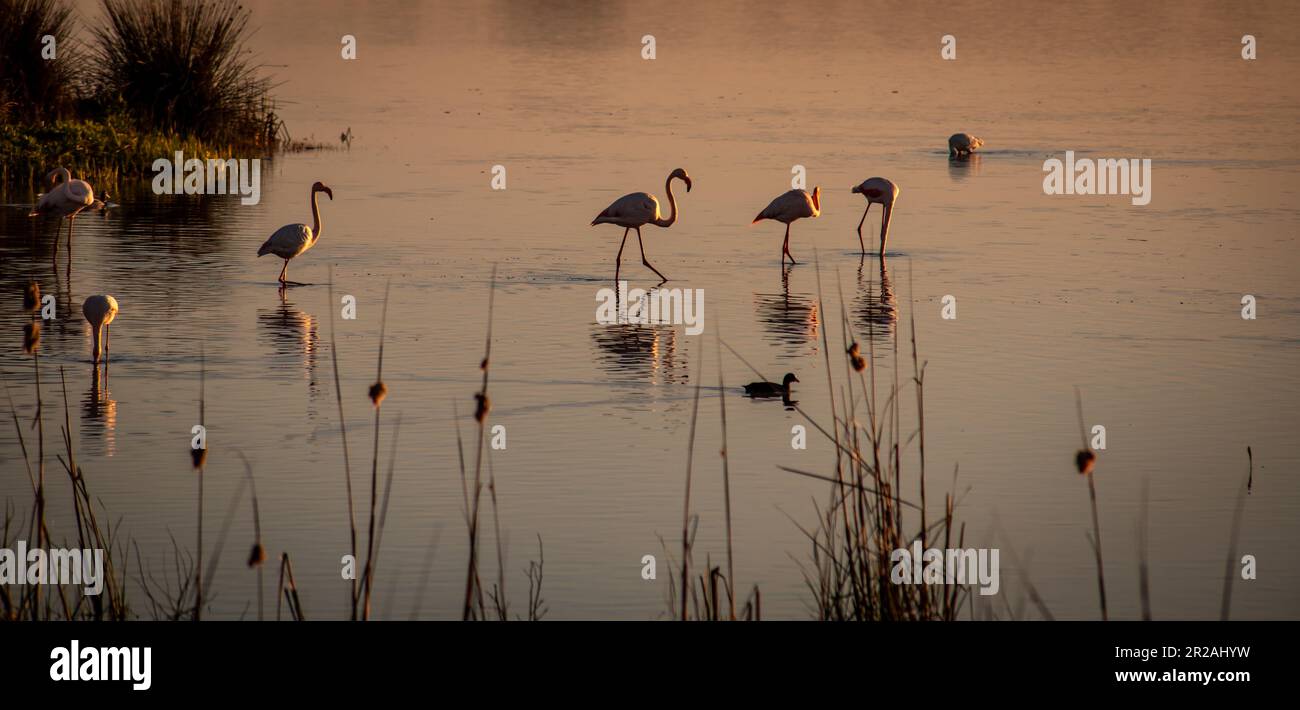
(105, 324, 110, 365)
(278, 259, 288, 284)
(880, 203, 893, 255)
(782, 224, 797, 265)
(614, 228, 629, 284)
(856, 204, 872, 254)
(635, 227, 667, 283)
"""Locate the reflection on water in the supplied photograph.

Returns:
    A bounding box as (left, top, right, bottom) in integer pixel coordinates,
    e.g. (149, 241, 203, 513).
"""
(257, 292, 320, 387)
(947, 153, 983, 181)
(753, 267, 819, 359)
(589, 322, 686, 384)
(81, 363, 117, 457)
(854, 256, 897, 344)
(0, 0, 1296, 621)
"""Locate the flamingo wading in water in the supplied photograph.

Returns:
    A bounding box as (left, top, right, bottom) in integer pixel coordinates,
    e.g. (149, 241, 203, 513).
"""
(258, 182, 334, 286)
(29, 167, 94, 256)
(591, 168, 692, 284)
(83, 295, 119, 364)
(753, 186, 821, 265)
(851, 177, 900, 255)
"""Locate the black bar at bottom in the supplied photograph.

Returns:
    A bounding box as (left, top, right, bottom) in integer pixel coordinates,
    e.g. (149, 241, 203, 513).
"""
(1, 621, 1287, 696)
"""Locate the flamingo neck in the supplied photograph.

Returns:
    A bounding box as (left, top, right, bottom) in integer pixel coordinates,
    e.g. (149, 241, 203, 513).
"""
(92, 324, 103, 363)
(310, 189, 323, 242)
(655, 176, 680, 228)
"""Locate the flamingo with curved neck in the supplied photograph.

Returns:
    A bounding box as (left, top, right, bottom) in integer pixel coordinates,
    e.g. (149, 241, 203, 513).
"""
(651, 172, 685, 228)
(257, 181, 334, 286)
(29, 166, 95, 261)
(591, 168, 693, 284)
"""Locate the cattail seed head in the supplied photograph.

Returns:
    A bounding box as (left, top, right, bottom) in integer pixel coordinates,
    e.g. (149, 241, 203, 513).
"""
(847, 342, 866, 372)
(369, 381, 388, 407)
(23, 281, 40, 312)
(1075, 449, 1096, 475)
(22, 322, 40, 355)
(248, 543, 266, 568)
(474, 392, 490, 422)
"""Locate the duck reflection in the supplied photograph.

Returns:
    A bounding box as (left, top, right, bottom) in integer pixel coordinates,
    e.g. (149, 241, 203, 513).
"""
(854, 255, 897, 343)
(590, 322, 686, 384)
(257, 292, 320, 387)
(948, 152, 983, 181)
(753, 266, 819, 359)
(81, 363, 117, 457)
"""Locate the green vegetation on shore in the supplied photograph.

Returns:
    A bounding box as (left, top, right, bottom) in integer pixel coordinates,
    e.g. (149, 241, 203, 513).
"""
(0, 0, 284, 188)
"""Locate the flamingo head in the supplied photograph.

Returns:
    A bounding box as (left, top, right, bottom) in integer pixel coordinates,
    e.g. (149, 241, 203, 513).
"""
(312, 181, 334, 200)
(811, 186, 821, 213)
(670, 167, 692, 192)
(851, 183, 862, 195)
(971, 136, 985, 150)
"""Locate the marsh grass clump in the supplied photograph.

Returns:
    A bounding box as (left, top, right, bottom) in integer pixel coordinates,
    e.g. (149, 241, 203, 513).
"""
(0, 0, 80, 123)
(714, 259, 972, 621)
(2, 0, 287, 187)
(91, 0, 279, 147)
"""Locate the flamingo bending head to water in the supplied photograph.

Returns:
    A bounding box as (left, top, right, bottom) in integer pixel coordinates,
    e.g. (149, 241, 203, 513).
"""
(258, 182, 333, 286)
(753, 187, 821, 265)
(82, 295, 119, 364)
(591, 168, 692, 284)
(948, 133, 984, 157)
(851, 177, 900, 255)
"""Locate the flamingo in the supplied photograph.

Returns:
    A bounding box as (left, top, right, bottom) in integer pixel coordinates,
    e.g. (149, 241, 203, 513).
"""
(851, 177, 900, 255)
(753, 186, 821, 265)
(948, 133, 984, 157)
(82, 295, 119, 365)
(257, 182, 333, 286)
(591, 168, 692, 284)
(28, 167, 94, 255)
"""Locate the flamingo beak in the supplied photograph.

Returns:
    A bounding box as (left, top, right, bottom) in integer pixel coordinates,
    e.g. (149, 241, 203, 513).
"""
(684, 177, 693, 192)
(323, 186, 334, 200)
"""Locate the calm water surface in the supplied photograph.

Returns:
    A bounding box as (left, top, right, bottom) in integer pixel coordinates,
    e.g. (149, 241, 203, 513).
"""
(2, 0, 1298, 619)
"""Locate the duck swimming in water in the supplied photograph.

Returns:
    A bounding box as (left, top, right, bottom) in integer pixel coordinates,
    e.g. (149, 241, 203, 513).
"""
(743, 373, 799, 398)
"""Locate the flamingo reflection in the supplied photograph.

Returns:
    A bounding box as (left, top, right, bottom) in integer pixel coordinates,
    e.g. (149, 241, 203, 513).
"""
(854, 256, 897, 344)
(752, 266, 819, 359)
(590, 322, 686, 384)
(257, 292, 320, 386)
(82, 363, 118, 457)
